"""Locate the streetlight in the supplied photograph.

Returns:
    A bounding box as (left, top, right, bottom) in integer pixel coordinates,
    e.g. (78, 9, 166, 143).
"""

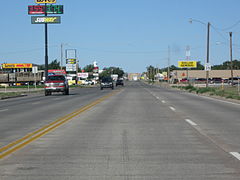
(229, 32, 234, 86)
(189, 18, 211, 87)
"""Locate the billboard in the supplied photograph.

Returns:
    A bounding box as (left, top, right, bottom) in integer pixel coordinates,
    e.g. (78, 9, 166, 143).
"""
(31, 16, 61, 24)
(2, 63, 32, 69)
(178, 61, 197, 68)
(28, 5, 63, 15)
(35, 0, 56, 4)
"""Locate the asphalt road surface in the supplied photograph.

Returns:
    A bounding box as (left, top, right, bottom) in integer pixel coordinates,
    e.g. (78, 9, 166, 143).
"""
(0, 81, 240, 179)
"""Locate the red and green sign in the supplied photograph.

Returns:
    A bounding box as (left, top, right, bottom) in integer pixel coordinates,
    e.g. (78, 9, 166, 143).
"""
(28, 5, 63, 14)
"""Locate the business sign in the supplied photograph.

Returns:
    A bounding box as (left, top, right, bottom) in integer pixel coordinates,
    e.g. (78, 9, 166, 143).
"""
(31, 16, 61, 24)
(178, 61, 197, 68)
(66, 64, 77, 72)
(35, 0, 56, 4)
(2, 63, 33, 69)
(28, 5, 63, 15)
(66, 59, 76, 64)
(77, 73, 89, 78)
(66, 49, 77, 59)
(48, 69, 66, 74)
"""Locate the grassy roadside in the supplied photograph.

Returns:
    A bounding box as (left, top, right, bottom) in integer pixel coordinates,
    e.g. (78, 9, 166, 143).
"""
(0, 85, 96, 99)
(0, 92, 26, 99)
(172, 85, 240, 100)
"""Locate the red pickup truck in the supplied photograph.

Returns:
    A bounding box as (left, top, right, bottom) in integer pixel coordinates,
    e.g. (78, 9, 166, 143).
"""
(44, 75, 69, 96)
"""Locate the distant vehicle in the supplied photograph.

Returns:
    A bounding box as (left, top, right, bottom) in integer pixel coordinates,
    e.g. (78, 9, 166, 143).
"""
(180, 78, 189, 83)
(44, 75, 69, 96)
(85, 80, 94, 85)
(210, 77, 222, 84)
(100, 77, 114, 90)
(228, 77, 240, 85)
(196, 78, 206, 82)
(133, 76, 138, 81)
(116, 79, 124, 86)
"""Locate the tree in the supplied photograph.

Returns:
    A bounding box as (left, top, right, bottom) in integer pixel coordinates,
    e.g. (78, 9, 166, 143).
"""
(83, 64, 94, 72)
(99, 67, 125, 79)
(212, 60, 240, 70)
(48, 59, 60, 69)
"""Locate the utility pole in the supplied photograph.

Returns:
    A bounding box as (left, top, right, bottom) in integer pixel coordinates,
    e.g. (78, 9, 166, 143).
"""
(186, 46, 190, 82)
(168, 46, 170, 84)
(206, 22, 210, 87)
(61, 43, 63, 70)
(230, 32, 234, 86)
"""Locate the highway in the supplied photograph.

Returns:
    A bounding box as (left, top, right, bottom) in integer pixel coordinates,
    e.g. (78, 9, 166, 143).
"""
(0, 81, 240, 179)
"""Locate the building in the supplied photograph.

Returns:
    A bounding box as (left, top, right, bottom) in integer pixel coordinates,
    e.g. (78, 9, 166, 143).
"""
(172, 70, 240, 80)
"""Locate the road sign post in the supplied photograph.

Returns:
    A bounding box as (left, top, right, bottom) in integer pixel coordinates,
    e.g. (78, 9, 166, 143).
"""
(29, 0, 63, 82)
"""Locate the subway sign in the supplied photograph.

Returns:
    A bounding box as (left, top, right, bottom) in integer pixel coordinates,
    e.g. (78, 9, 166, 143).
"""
(28, 5, 63, 14)
(35, 0, 56, 4)
(31, 16, 61, 24)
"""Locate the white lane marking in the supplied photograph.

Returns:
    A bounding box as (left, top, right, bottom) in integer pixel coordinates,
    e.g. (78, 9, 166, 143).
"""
(169, 106, 176, 111)
(0, 109, 8, 112)
(32, 102, 41, 105)
(156, 96, 160, 99)
(53, 98, 61, 101)
(185, 119, 197, 126)
(230, 152, 240, 160)
(162, 100, 166, 103)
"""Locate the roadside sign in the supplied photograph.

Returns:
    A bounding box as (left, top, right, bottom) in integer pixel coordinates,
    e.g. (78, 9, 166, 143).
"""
(66, 64, 77, 72)
(32, 66, 38, 73)
(77, 73, 89, 78)
(66, 59, 76, 64)
(178, 61, 197, 68)
(31, 16, 61, 24)
(66, 49, 77, 59)
(2, 63, 33, 69)
(205, 63, 211, 71)
(35, 0, 56, 4)
(28, 5, 63, 15)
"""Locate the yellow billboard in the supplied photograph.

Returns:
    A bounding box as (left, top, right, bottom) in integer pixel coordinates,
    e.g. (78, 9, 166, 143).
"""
(178, 61, 197, 68)
(35, 0, 56, 4)
(3, 63, 33, 69)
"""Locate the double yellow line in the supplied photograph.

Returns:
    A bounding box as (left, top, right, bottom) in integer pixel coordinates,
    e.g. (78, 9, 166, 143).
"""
(0, 90, 119, 159)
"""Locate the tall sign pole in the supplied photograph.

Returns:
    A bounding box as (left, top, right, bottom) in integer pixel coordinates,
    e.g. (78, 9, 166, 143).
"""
(29, 0, 62, 82)
(206, 22, 210, 87)
(44, 3, 48, 81)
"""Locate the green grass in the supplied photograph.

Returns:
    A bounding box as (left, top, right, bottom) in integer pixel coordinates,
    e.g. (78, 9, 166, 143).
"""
(0, 85, 44, 88)
(0, 92, 23, 99)
(173, 85, 240, 100)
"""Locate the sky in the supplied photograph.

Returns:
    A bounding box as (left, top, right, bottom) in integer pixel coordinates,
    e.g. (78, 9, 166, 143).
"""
(1, 0, 240, 73)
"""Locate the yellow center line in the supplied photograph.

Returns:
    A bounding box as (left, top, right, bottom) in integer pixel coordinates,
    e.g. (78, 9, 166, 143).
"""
(0, 90, 120, 159)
